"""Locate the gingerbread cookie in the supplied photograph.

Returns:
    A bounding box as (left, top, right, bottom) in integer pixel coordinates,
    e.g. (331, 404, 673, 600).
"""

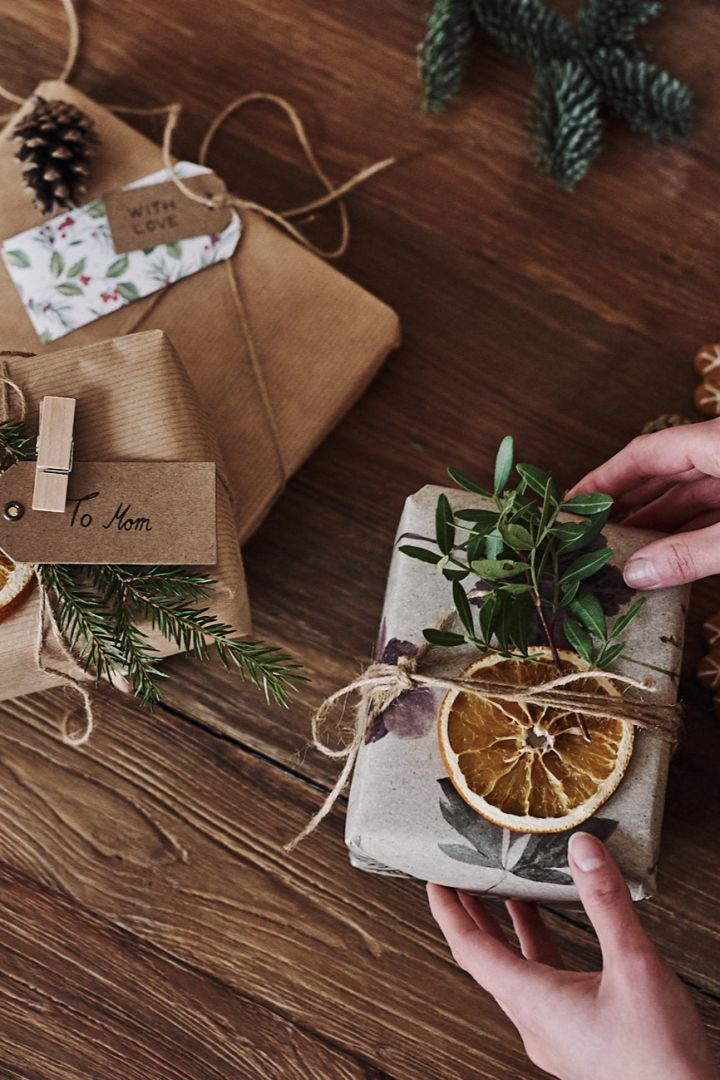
(693, 344, 720, 418)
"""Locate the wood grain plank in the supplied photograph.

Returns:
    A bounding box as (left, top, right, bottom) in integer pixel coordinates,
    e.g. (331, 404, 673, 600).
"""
(0, 687, 715, 1080)
(0, 865, 378, 1080)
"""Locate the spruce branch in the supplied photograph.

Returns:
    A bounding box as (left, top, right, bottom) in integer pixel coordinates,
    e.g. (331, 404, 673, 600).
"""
(0, 420, 35, 474)
(420, 0, 477, 114)
(593, 50, 694, 141)
(577, 0, 660, 46)
(472, 0, 575, 66)
(96, 565, 306, 708)
(528, 59, 603, 190)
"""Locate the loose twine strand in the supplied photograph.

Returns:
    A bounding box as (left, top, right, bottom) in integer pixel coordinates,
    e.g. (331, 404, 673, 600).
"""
(285, 634, 681, 852)
(0, 367, 93, 745)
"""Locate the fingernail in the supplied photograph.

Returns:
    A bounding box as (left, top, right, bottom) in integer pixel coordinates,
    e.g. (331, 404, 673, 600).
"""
(623, 557, 660, 589)
(569, 832, 605, 872)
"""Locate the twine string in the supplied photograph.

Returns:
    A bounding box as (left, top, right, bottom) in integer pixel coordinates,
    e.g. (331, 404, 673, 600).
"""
(285, 643, 681, 852)
(0, 0, 79, 115)
(0, 369, 94, 744)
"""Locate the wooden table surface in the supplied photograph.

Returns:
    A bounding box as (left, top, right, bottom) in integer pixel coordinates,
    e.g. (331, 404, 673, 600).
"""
(0, 1, 719, 1077)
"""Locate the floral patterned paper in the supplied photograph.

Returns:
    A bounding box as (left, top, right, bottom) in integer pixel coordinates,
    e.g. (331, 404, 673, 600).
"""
(0, 162, 242, 342)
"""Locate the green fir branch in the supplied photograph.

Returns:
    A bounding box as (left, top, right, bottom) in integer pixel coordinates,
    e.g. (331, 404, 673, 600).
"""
(420, 0, 477, 114)
(472, 0, 575, 66)
(95, 565, 307, 708)
(528, 59, 603, 190)
(0, 420, 35, 474)
(592, 50, 694, 141)
(577, 0, 660, 47)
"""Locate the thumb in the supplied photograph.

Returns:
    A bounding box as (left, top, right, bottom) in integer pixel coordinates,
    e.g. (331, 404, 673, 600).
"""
(568, 832, 652, 967)
(623, 523, 720, 589)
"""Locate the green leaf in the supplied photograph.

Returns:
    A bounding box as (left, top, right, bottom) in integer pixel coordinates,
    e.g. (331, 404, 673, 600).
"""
(56, 282, 83, 295)
(494, 435, 514, 493)
(67, 257, 86, 277)
(448, 467, 492, 497)
(50, 250, 64, 278)
(470, 558, 526, 581)
(500, 522, 534, 551)
(442, 568, 469, 582)
(479, 592, 498, 643)
(454, 508, 498, 525)
(166, 242, 182, 259)
(466, 531, 487, 563)
(563, 617, 594, 663)
(435, 493, 455, 555)
(423, 628, 466, 647)
(598, 641, 625, 668)
(569, 592, 607, 640)
(553, 520, 591, 554)
(562, 492, 614, 516)
(4, 249, 30, 268)
(497, 582, 531, 596)
(515, 463, 550, 497)
(117, 281, 140, 302)
(399, 544, 442, 565)
(560, 547, 613, 585)
(453, 579, 474, 635)
(560, 578, 580, 606)
(86, 199, 106, 218)
(609, 596, 646, 639)
(107, 255, 130, 278)
(485, 531, 504, 559)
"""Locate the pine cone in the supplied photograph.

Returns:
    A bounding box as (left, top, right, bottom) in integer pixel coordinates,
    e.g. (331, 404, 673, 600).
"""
(13, 96, 100, 215)
(641, 414, 693, 434)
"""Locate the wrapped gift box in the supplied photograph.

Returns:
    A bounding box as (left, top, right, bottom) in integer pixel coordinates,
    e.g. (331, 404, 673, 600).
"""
(0, 329, 247, 701)
(0, 81, 401, 544)
(345, 485, 689, 902)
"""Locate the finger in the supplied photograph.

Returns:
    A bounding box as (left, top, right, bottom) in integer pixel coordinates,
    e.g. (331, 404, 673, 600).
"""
(427, 883, 530, 998)
(680, 509, 720, 532)
(506, 900, 563, 967)
(457, 890, 511, 946)
(568, 833, 653, 969)
(612, 468, 705, 516)
(623, 522, 720, 588)
(567, 420, 720, 501)
(621, 476, 720, 531)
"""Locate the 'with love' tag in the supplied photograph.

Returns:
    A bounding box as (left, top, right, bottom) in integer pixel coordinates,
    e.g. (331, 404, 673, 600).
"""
(0, 462, 216, 565)
(104, 174, 233, 254)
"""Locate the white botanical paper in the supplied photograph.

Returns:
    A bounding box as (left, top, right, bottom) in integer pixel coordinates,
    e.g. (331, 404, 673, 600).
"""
(0, 162, 242, 342)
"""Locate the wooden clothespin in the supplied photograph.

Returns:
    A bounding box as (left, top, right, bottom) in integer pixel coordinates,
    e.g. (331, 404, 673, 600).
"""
(32, 396, 76, 513)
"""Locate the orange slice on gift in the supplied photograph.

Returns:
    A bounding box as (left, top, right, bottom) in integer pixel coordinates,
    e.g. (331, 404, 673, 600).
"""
(0, 555, 35, 624)
(438, 648, 633, 834)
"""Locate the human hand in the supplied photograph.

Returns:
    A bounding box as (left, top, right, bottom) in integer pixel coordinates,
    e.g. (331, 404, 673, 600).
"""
(427, 833, 717, 1080)
(566, 419, 720, 589)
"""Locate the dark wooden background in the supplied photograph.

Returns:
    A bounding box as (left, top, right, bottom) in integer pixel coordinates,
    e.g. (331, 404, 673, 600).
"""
(0, 1, 718, 1077)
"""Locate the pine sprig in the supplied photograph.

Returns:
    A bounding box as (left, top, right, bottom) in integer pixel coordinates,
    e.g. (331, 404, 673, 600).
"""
(418, 0, 693, 188)
(0, 419, 35, 474)
(400, 435, 646, 670)
(528, 59, 603, 190)
(420, 0, 477, 114)
(92, 565, 306, 708)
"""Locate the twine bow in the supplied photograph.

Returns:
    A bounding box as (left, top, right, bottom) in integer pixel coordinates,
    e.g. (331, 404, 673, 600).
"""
(0, 366, 93, 745)
(285, 637, 682, 852)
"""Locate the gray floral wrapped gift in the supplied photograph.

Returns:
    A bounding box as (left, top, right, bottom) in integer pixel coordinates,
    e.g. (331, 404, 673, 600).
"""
(345, 486, 689, 903)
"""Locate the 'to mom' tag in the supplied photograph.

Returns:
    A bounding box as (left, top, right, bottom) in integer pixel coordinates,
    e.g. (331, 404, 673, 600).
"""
(0, 462, 216, 565)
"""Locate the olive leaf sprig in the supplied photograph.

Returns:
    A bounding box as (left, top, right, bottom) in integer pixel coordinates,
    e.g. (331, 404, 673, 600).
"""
(400, 436, 645, 671)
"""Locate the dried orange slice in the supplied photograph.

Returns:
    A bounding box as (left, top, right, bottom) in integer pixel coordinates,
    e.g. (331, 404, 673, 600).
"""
(0, 555, 35, 625)
(438, 648, 633, 833)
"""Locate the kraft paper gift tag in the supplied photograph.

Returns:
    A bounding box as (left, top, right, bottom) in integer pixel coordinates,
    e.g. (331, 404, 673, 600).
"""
(345, 486, 689, 904)
(0, 330, 248, 702)
(0, 82, 401, 545)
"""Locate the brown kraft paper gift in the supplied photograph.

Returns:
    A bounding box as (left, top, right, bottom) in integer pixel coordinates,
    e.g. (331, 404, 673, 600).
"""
(0, 329, 248, 702)
(0, 81, 401, 544)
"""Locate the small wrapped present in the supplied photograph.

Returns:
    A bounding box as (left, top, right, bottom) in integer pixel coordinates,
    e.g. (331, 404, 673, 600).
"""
(344, 485, 689, 903)
(0, 81, 400, 544)
(0, 329, 247, 704)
